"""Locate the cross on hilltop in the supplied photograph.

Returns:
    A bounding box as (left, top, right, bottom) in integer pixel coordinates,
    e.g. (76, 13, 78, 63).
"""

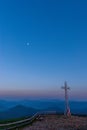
(61, 81, 71, 117)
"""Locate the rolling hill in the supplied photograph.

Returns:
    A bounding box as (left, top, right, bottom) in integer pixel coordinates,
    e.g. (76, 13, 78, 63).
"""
(0, 105, 38, 120)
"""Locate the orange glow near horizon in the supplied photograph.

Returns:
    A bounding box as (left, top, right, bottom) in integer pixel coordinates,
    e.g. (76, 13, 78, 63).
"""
(0, 89, 86, 100)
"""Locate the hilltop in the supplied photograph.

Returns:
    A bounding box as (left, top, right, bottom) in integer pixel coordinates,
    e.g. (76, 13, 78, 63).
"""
(19, 114, 87, 130)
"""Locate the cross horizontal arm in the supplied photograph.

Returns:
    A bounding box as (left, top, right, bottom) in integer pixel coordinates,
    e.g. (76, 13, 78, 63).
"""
(61, 86, 70, 90)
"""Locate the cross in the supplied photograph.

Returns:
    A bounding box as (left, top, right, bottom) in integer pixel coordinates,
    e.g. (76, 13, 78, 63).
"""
(61, 81, 71, 116)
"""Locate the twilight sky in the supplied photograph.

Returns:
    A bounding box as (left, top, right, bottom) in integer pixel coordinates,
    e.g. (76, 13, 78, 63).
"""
(0, 0, 87, 100)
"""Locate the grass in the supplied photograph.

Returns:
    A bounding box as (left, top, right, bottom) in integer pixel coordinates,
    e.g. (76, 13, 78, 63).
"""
(0, 116, 31, 124)
(0, 116, 31, 130)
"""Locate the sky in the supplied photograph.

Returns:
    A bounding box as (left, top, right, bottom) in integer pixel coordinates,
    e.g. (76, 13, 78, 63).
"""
(0, 0, 87, 100)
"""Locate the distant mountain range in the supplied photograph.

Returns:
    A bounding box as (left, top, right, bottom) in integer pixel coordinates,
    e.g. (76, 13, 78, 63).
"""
(0, 99, 87, 120)
(0, 105, 38, 120)
(0, 99, 64, 111)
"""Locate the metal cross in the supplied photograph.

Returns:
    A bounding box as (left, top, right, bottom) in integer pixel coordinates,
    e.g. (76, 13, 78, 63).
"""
(61, 81, 71, 116)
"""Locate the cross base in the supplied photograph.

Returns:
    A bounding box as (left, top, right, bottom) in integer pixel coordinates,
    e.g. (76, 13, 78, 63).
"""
(64, 107, 71, 117)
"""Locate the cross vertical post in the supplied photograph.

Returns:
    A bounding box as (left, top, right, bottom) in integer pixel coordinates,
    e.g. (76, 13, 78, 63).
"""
(61, 81, 71, 117)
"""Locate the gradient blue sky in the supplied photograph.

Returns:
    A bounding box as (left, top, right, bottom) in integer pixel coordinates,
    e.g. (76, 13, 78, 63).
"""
(0, 0, 87, 100)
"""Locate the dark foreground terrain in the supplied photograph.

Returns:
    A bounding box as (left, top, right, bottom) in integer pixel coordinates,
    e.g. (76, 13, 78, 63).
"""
(19, 115, 87, 130)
